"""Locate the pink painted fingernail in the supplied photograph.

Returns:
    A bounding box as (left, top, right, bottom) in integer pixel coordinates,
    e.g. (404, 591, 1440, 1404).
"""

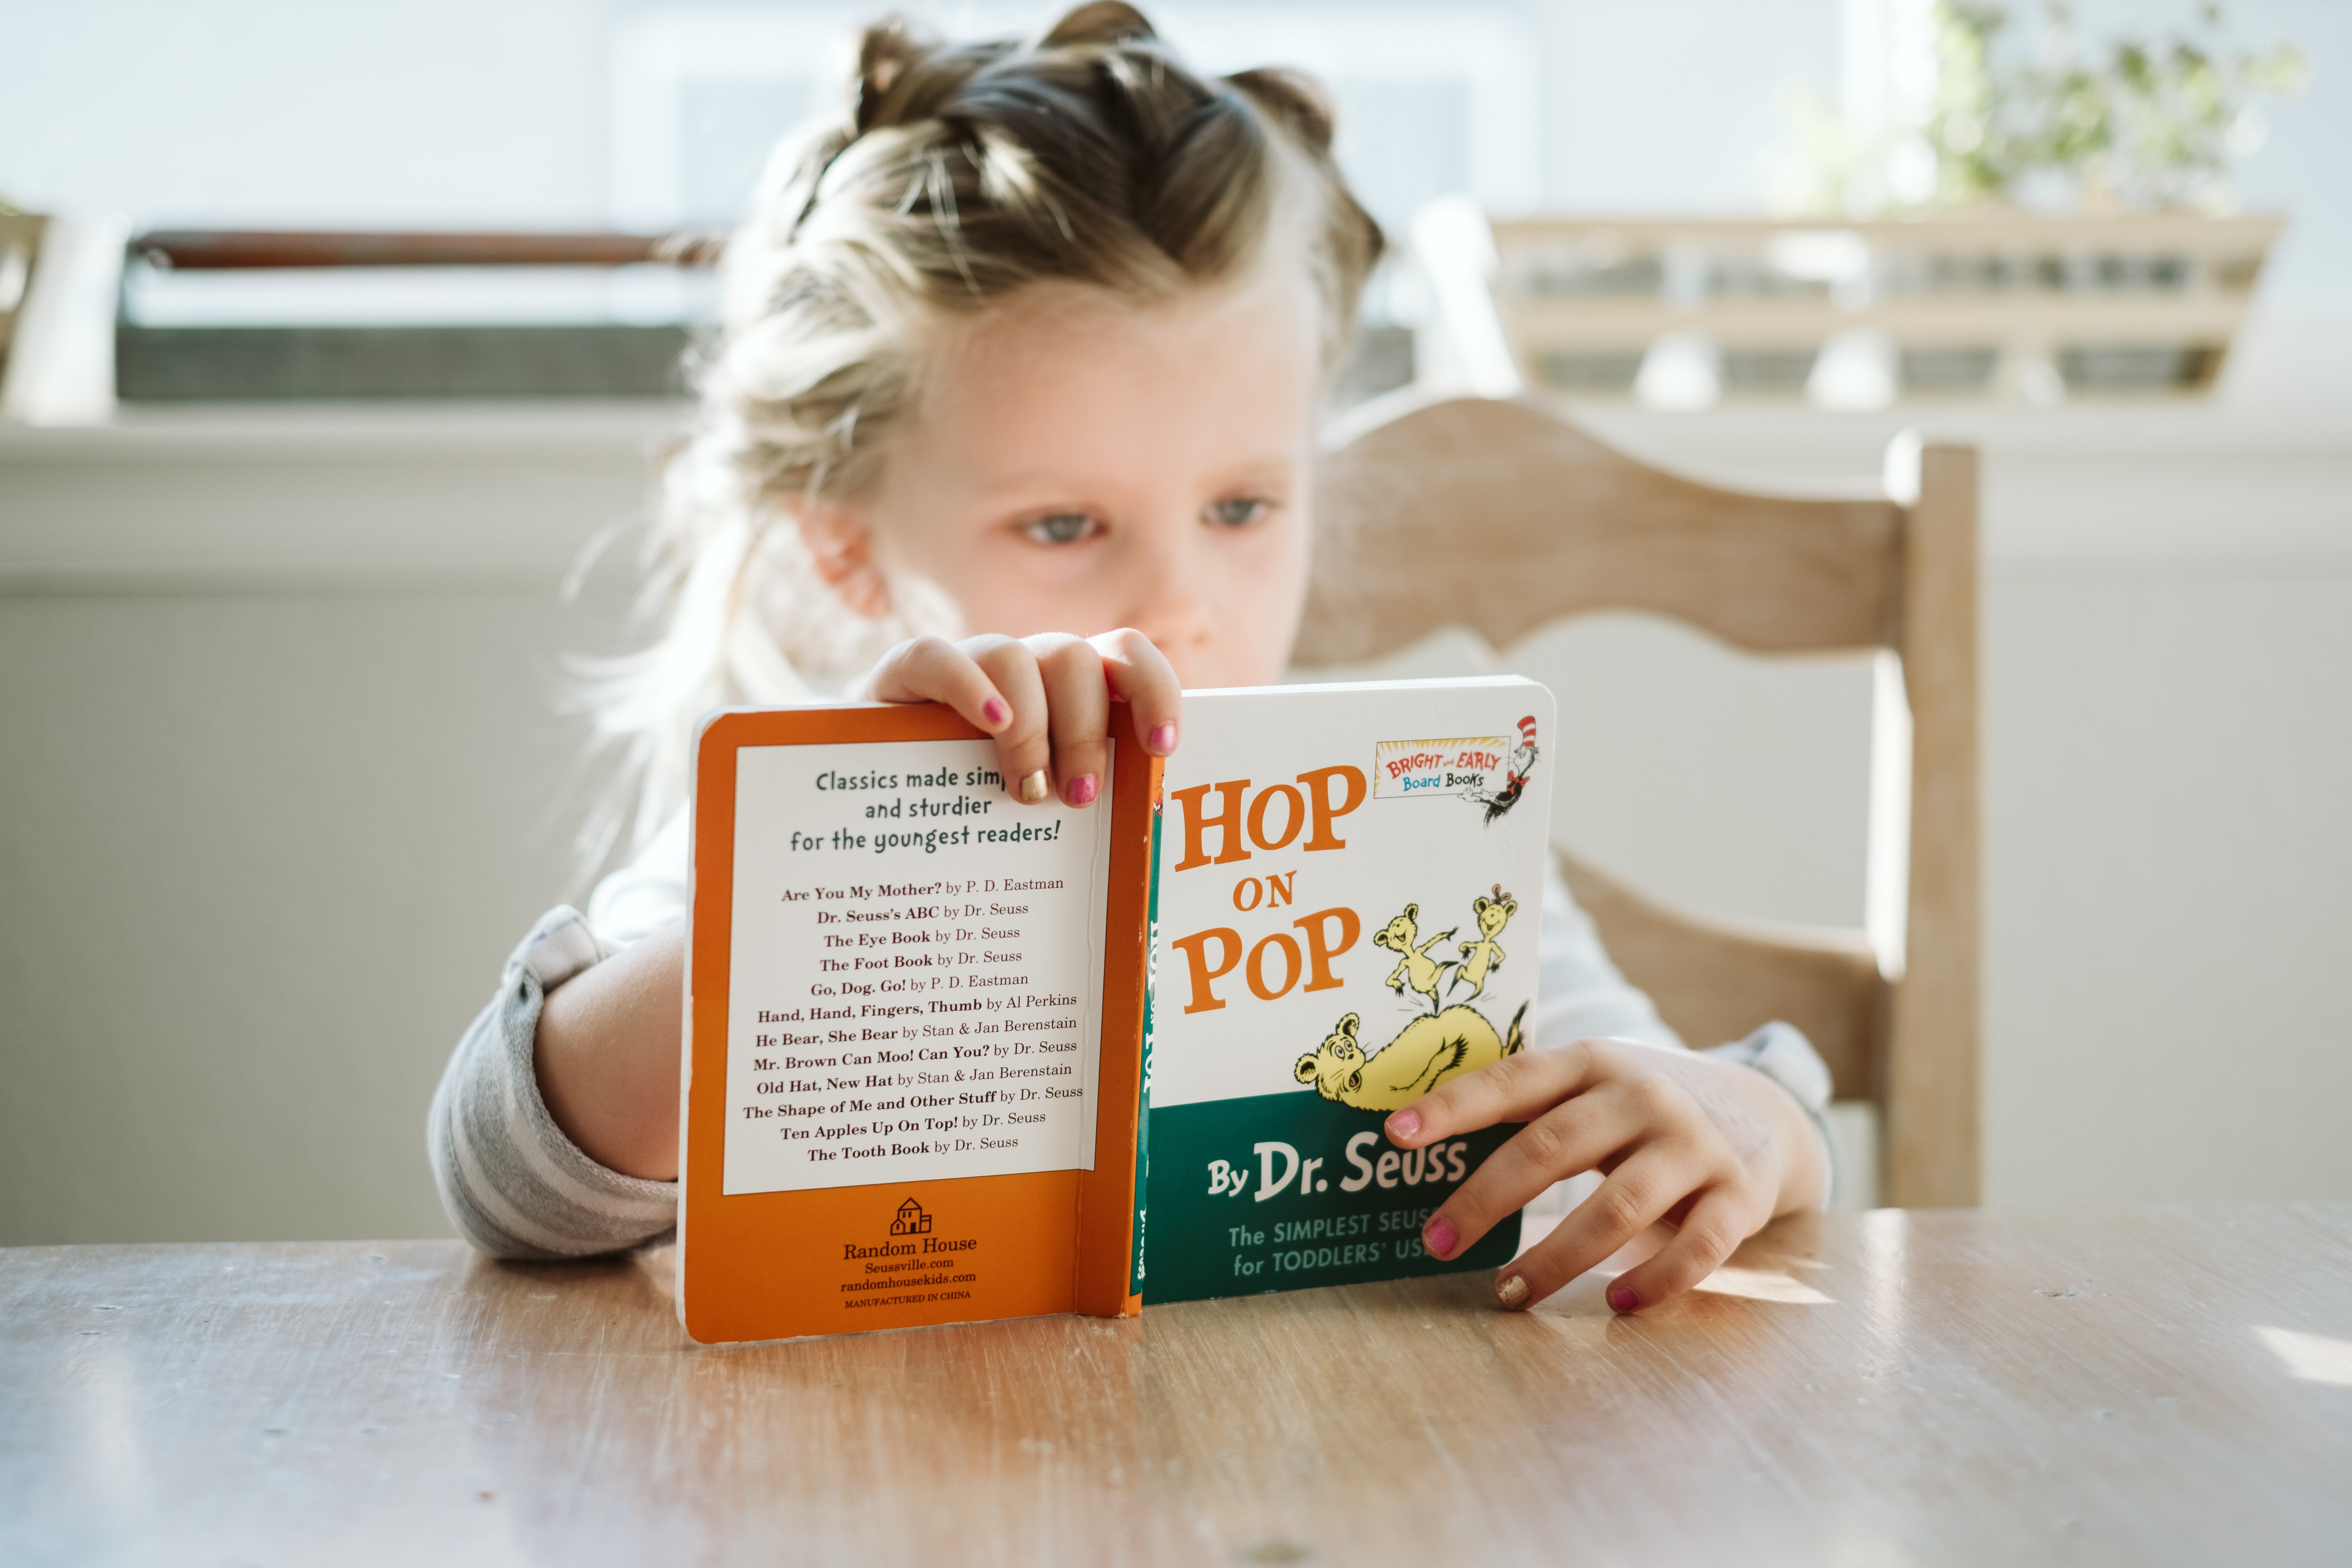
(982, 698, 1009, 727)
(1386, 1108, 1420, 1141)
(1147, 722, 1177, 754)
(1608, 1285, 1639, 1314)
(1067, 774, 1098, 806)
(1423, 1216, 1458, 1258)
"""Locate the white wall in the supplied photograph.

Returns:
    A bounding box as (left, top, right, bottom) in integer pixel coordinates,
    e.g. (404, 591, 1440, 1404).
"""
(0, 591, 588, 1243)
(1982, 573, 2352, 1205)
(4, 0, 614, 229)
(0, 410, 662, 1245)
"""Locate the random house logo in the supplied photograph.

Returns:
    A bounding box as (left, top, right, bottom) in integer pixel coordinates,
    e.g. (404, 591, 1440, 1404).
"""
(840, 1191, 979, 1303)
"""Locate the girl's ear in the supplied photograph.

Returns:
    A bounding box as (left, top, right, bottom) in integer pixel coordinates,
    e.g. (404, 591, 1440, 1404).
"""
(792, 500, 892, 621)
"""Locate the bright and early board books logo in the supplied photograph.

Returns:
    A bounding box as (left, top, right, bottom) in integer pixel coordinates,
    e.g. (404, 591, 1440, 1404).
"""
(1373, 715, 1541, 823)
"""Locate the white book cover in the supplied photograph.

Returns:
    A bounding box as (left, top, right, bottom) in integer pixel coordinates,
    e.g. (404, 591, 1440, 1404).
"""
(1139, 677, 1555, 1302)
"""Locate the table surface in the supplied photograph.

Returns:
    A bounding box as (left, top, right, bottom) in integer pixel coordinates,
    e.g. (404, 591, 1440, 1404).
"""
(6, 1202, 2350, 1567)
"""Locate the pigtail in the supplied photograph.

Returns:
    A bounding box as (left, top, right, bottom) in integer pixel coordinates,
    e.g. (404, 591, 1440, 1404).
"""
(1040, 2, 1157, 47)
(1225, 68, 1384, 279)
(855, 17, 943, 131)
(1226, 66, 1387, 357)
(1225, 68, 1337, 152)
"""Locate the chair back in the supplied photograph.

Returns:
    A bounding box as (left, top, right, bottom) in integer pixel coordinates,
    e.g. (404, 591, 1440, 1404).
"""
(1302, 394, 1981, 1206)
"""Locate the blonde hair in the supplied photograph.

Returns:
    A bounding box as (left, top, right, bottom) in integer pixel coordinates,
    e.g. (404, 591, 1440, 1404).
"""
(580, 2, 1382, 860)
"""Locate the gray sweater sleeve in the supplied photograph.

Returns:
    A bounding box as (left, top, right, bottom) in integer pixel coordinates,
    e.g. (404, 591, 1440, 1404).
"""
(426, 906, 678, 1258)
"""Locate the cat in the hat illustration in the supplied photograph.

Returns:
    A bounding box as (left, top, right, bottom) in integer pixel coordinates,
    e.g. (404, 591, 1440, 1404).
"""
(1467, 714, 1540, 824)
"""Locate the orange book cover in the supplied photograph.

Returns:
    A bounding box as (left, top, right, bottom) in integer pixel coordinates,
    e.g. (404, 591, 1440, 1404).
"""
(679, 700, 1158, 1343)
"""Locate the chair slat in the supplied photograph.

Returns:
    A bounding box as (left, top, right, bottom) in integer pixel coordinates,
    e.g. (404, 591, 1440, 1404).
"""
(1557, 849, 1884, 1103)
(1301, 397, 1903, 663)
(1886, 445, 1983, 1207)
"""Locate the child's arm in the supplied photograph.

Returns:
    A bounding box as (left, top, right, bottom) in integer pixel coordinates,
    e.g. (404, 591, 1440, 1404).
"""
(427, 909, 680, 1256)
(526, 629, 1183, 1183)
(1385, 1037, 1829, 1314)
(532, 919, 687, 1180)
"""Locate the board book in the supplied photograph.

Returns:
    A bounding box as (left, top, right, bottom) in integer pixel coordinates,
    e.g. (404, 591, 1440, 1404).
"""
(681, 677, 1554, 1343)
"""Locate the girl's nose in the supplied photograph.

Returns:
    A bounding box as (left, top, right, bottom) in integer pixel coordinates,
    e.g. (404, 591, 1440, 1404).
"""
(1123, 535, 1217, 660)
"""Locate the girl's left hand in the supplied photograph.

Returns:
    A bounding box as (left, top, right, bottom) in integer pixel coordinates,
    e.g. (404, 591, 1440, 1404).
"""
(860, 629, 1181, 807)
(1382, 1037, 1827, 1314)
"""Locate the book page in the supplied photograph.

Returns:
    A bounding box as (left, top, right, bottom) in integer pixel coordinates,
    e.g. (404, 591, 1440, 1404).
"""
(719, 739, 1114, 1196)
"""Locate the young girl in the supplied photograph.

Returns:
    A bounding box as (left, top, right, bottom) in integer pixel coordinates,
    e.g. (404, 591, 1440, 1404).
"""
(429, 2, 1833, 1317)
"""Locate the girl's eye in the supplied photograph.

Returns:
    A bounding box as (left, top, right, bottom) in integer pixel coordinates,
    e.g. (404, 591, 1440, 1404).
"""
(1206, 496, 1270, 528)
(1022, 512, 1102, 545)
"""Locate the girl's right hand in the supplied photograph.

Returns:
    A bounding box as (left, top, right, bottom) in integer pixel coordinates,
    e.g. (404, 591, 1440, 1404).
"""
(861, 631, 1182, 807)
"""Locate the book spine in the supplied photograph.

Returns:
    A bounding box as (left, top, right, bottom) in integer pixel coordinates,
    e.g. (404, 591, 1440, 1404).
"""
(1129, 796, 1162, 1294)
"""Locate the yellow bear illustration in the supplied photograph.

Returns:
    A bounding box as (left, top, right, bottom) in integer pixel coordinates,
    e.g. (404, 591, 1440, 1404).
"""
(1371, 903, 1456, 1017)
(1449, 885, 1517, 1004)
(1292, 1002, 1529, 1113)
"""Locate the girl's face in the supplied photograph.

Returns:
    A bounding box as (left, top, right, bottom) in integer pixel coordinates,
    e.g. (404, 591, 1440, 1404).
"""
(823, 266, 1321, 690)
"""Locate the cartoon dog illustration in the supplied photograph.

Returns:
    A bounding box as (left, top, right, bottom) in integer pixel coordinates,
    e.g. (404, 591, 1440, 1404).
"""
(1294, 1002, 1529, 1113)
(1372, 903, 1456, 1016)
(1450, 885, 1517, 1003)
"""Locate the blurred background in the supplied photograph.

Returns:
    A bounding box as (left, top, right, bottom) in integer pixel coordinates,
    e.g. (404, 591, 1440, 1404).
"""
(2, 0, 2346, 1244)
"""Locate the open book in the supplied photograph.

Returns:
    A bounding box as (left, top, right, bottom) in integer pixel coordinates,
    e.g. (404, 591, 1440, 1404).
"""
(680, 677, 1553, 1343)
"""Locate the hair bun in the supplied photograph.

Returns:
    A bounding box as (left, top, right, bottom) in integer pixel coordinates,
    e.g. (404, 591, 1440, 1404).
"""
(1040, 2, 1157, 47)
(854, 16, 943, 132)
(1225, 67, 1338, 152)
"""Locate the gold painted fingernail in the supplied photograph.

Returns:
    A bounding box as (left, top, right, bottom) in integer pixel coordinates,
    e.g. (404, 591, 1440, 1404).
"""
(1494, 1274, 1530, 1309)
(1018, 770, 1049, 804)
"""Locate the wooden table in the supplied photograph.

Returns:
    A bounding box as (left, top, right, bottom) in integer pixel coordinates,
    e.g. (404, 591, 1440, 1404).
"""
(6, 1203, 2350, 1565)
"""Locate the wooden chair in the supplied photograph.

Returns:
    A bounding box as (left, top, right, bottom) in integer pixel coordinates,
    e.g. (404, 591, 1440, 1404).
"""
(1298, 394, 1980, 1207)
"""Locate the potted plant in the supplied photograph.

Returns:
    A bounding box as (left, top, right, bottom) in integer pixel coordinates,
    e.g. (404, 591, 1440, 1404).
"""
(1774, 2, 2307, 218)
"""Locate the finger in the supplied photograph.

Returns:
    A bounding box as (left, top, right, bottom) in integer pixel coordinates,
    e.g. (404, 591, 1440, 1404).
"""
(1417, 1080, 1652, 1263)
(1383, 1039, 1615, 1149)
(1091, 628, 1182, 756)
(968, 637, 1053, 803)
(864, 635, 1014, 735)
(1489, 1145, 1709, 1311)
(1604, 1186, 1768, 1313)
(1032, 634, 1110, 806)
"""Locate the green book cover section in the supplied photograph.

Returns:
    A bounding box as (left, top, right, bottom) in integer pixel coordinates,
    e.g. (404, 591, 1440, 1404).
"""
(1142, 679, 1552, 1304)
(1145, 1091, 1523, 1301)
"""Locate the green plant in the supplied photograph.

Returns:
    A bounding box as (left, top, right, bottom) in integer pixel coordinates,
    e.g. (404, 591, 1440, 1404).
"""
(1770, 2, 2305, 215)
